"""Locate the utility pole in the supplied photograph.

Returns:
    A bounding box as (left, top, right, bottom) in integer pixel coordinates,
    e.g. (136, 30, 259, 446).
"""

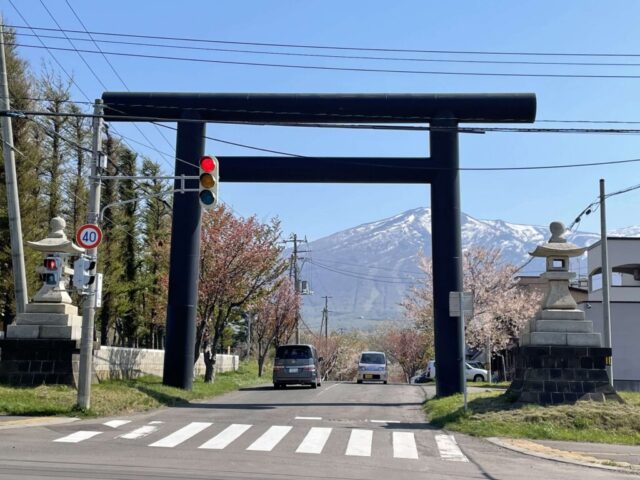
(283, 234, 309, 344)
(77, 100, 103, 410)
(599, 178, 613, 387)
(0, 23, 28, 314)
(322, 296, 331, 341)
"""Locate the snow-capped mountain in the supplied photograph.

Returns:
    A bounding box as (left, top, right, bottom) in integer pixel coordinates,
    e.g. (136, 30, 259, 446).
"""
(300, 207, 637, 330)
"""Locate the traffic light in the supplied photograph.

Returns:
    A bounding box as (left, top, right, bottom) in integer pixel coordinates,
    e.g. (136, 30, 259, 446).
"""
(73, 255, 96, 291)
(42, 255, 63, 285)
(199, 155, 219, 209)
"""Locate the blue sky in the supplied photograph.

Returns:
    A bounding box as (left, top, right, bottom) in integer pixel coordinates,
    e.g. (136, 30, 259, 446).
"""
(4, 0, 640, 240)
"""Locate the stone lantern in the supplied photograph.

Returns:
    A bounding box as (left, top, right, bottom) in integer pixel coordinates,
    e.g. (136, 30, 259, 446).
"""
(0, 217, 85, 386)
(507, 222, 621, 404)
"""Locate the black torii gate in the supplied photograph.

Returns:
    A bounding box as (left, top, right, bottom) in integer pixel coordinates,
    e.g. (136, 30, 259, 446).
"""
(102, 92, 536, 397)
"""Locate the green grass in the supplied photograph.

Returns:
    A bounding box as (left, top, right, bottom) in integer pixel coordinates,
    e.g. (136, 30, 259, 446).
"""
(0, 361, 267, 418)
(468, 381, 510, 389)
(424, 390, 640, 445)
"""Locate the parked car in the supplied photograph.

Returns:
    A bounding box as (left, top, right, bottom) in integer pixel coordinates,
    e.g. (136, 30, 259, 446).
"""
(423, 360, 488, 382)
(410, 372, 432, 384)
(356, 351, 388, 384)
(273, 344, 322, 389)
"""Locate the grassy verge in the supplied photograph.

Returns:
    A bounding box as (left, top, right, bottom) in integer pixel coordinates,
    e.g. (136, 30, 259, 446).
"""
(468, 381, 510, 389)
(424, 390, 640, 445)
(0, 361, 267, 418)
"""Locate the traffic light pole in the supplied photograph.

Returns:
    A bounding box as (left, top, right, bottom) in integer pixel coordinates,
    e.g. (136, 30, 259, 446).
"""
(0, 24, 28, 314)
(77, 100, 104, 410)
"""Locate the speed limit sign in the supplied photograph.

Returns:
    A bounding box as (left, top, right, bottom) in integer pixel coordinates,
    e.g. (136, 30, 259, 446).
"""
(76, 224, 103, 249)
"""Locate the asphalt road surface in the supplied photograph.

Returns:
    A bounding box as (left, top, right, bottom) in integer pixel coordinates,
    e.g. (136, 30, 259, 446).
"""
(0, 382, 629, 479)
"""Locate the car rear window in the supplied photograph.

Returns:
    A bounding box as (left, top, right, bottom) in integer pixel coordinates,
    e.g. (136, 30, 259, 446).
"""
(360, 353, 385, 364)
(276, 346, 312, 360)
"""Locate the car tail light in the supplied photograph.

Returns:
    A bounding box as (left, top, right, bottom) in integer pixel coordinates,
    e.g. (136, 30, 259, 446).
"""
(273, 365, 285, 371)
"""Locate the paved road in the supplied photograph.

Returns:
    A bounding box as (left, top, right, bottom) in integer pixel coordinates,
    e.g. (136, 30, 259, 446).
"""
(0, 382, 629, 479)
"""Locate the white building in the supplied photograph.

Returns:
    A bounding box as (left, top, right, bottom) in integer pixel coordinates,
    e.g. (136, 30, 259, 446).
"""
(580, 237, 640, 391)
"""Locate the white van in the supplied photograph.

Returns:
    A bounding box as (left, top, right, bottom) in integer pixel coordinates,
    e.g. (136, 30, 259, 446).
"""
(356, 351, 388, 384)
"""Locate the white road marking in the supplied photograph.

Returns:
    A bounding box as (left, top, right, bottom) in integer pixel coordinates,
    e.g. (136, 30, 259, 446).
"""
(295, 416, 322, 420)
(54, 431, 102, 443)
(316, 383, 340, 396)
(149, 421, 164, 425)
(370, 420, 401, 424)
(103, 420, 131, 429)
(246, 425, 292, 451)
(345, 429, 373, 457)
(392, 432, 419, 459)
(435, 434, 468, 462)
(296, 427, 332, 454)
(119, 424, 159, 440)
(199, 424, 252, 450)
(149, 422, 212, 448)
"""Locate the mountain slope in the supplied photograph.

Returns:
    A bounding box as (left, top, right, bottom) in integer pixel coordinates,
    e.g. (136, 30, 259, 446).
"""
(300, 207, 635, 330)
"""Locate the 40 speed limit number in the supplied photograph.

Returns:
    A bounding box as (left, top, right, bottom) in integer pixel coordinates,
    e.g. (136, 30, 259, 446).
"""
(76, 224, 103, 249)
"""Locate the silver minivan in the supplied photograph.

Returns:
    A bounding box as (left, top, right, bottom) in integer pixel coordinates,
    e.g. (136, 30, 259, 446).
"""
(356, 351, 388, 384)
(273, 344, 322, 389)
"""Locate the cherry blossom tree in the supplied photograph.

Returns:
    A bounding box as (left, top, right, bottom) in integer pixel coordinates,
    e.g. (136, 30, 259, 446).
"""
(196, 205, 287, 382)
(377, 326, 431, 382)
(251, 277, 299, 376)
(403, 247, 541, 360)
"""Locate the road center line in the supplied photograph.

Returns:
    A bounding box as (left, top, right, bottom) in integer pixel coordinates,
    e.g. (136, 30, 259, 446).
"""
(435, 434, 469, 462)
(316, 383, 340, 396)
(295, 416, 322, 420)
(370, 420, 401, 423)
(149, 422, 212, 448)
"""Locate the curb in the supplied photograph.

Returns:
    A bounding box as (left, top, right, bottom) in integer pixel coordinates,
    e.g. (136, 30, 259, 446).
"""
(486, 437, 640, 475)
(0, 416, 79, 430)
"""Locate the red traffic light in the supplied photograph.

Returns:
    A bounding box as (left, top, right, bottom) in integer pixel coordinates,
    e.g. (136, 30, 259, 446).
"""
(44, 258, 58, 270)
(200, 156, 216, 173)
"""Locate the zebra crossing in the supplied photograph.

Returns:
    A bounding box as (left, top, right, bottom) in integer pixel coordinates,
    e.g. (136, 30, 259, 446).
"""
(52, 419, 469, 462)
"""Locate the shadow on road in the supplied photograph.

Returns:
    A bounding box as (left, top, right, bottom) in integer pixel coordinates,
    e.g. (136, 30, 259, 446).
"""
(174, 401, 424, 410)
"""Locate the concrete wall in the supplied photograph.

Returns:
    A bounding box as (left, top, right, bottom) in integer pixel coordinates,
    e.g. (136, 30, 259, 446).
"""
(580, 301, 640, 391)
(92, 346, 239, 380)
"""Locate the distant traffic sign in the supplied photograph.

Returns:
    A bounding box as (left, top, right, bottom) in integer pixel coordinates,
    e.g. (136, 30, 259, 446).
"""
(76, 224, 103, 249)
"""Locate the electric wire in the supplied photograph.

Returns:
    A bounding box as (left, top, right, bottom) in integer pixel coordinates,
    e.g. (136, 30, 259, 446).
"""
(14, 30, 640, 69)
(11, 41, 640, 80)
(7, 24, 640, 59)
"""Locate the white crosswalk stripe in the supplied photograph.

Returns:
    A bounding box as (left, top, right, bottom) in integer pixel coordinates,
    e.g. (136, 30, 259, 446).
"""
(199, 424, 252, 450)
(296, 427, 332, 454)
(435, 434, 468, 462)
(392, 432, 419, 459)
(246, 425, 292, 452)
(119, 424, 160, 440)
(50, 420, 470, 463)
(149, 422, 212, 448)
(345, 429, 373, 457)
(54, 431, 102, 443)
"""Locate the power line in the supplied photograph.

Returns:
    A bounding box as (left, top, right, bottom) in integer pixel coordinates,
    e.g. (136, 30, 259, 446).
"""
(11, 41, 640, 80)
(8, 24, 640, 59)
(13, 30, 640, 69)
(307, 259, 416, 285)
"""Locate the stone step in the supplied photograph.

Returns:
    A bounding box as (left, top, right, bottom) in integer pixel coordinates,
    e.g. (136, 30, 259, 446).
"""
(533, 320, 593, 333)
(40, 326, 82, 340)
(536, 309, 584, 321)
(6, 324, 82, 340)
(15, 313, 82, 327)
(26, 303, 78, 315)
(526, 332, 601, 347)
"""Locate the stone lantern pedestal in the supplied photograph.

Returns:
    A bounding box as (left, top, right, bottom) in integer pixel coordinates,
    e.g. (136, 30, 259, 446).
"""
(0, 217, 85, 386)
(507, 222, 621, 404)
